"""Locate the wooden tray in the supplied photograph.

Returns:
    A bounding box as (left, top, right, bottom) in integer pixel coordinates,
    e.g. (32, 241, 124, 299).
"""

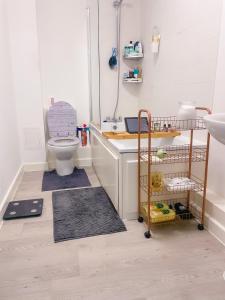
(102, 131, 181, 140)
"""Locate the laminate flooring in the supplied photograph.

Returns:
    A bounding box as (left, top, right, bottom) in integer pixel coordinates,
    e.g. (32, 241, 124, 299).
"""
(0, 168, 225, 300)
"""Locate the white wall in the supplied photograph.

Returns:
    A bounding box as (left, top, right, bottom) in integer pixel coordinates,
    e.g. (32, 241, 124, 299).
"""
(140, 0, 222, 116)
(87, 0, 100, 125)
(36, 0, 90, 127)
(6, 0, 46, 164)
(2, 0, 225, 177)
(5, 0, 91, 165)
(208, 1, 225, 198)
(0, 0, 21, 207)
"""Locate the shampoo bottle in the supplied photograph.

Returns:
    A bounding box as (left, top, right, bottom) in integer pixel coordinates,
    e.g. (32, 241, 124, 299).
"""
(128, 41, 134, 54)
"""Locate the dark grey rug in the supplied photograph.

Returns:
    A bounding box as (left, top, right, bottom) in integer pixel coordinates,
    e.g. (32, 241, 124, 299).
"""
(42, 167, 91, 192)
(52, 187, 127, 242)
(3, 199, 43, 220)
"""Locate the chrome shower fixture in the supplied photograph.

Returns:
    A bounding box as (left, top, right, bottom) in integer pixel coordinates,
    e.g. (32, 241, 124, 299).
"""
(112, 0, 123, 120)
(113, 0, 123, 8)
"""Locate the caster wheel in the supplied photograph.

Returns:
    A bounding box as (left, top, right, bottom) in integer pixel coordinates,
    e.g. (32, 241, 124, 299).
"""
(138, 216, 144, 223)
(198, 224, 204, 231)
(144, 231, 151, 239)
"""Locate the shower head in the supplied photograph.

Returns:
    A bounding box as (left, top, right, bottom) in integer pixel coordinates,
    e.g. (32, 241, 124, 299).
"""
(113, 0, 123, 8)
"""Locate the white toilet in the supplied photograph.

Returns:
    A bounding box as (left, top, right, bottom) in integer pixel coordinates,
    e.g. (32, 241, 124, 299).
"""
(47, 101, 80, 176)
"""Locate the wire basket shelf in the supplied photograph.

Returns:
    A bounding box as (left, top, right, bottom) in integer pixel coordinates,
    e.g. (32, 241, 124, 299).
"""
(140, 172, 204, 196)
(140, 145, 207, 165)
(150, 116, 206, 131)
(140, 198, 201, 226)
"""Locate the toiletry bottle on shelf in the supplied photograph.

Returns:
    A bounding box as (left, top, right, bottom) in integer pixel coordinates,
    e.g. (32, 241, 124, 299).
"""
(123, 72, 129, 79)
(134, 41, 139, 53)
(129, 70, 134, 78)
(124, 46, 129, 56)
(81, 124, 87, 147)
(128, 41, 134, 54)
(137, 42, 143, 54)
(133, 68, 139, 79)
(163, 124, 168, 132)
(154, 122, 160, 132)
(137, 66, 142, 79)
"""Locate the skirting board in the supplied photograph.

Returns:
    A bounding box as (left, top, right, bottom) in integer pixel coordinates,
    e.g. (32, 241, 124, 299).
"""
(0, 165, 24, 231)
(23, 158, 92, 172)
(192, 201, 225, 247)
(23, 162, 49, 172)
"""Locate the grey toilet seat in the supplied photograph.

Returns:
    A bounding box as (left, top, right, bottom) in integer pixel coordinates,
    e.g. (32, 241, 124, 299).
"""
(47, 101, 77, 138)
(48, 137, 80, 147)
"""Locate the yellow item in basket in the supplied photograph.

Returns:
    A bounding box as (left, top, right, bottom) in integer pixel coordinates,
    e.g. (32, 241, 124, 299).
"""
(142, 203, 176, 224)
(150, 172, 164, 193)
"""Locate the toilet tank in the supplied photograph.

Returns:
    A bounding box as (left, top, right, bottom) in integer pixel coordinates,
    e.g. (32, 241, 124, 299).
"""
(47, 101, 77, 137)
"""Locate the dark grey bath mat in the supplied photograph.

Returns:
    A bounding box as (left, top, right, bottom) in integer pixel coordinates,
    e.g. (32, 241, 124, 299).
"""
(42, 167, 91, 192)
(52, 187, 127, 242)
(3, 199, 43, 220)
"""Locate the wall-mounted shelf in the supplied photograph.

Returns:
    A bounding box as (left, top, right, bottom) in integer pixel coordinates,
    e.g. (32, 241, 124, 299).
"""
(123, 53, 144, 59)
(123, 42, 144, 85)
(123, 78, 143, 83)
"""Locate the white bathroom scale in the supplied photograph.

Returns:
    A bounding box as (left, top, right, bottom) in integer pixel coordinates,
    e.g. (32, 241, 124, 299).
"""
(3, 199, 43, 220)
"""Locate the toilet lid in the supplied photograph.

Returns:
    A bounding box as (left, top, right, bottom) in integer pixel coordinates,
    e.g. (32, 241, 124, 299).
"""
(47, 101, 77, 137)
(48, 137, 80, 147)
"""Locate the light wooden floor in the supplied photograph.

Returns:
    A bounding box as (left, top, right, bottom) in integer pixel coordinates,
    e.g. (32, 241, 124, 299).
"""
(1, 168, 225, 300)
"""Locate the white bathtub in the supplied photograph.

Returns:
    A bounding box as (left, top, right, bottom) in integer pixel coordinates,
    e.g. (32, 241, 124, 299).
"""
(108, 135, 206, 153)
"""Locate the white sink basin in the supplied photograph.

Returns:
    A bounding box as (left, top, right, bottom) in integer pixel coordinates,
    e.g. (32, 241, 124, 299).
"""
(204, 113, 225, 145)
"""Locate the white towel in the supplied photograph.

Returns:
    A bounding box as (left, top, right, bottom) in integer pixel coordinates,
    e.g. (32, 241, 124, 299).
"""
(164, 177, 197, 192)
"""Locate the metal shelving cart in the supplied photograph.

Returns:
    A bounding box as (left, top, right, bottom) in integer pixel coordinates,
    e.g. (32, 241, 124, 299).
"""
(137, 108, 211, 239)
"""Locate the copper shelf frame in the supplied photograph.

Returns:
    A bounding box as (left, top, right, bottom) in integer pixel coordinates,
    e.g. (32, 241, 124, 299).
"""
(137, 108, 211, 239)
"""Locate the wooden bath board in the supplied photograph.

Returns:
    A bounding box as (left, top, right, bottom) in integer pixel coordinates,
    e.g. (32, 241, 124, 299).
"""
(102, 131, 181, 140)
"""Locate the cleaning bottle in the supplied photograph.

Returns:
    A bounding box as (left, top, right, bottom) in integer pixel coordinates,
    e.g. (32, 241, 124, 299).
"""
(81, 124, 87, 147)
